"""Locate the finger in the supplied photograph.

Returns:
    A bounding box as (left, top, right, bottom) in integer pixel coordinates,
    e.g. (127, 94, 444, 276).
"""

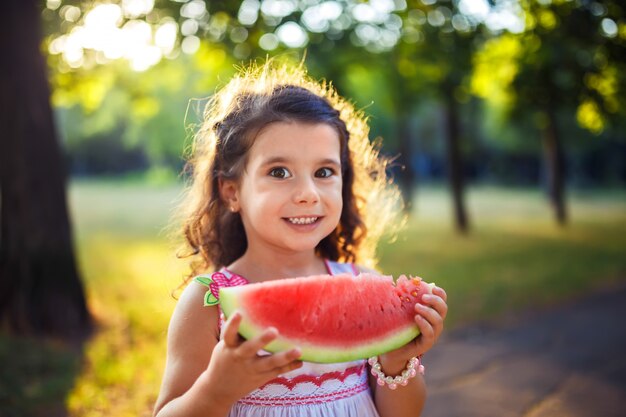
(237, 327, 279, 357)
(422, 294, 448, 320)
(415, 314, 435, 341)
(256, 348, 302, 373)
(432, 286, 448, 302)
(415, 303, 443, 325)
(222, 311, 243, 348)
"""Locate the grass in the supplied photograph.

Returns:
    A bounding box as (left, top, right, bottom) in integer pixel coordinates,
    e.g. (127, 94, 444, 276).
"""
(1, 179, 625, 416)
(0, 335, 80, 417)
(378, 185, 626, 326)
(65, 180, 186, 417)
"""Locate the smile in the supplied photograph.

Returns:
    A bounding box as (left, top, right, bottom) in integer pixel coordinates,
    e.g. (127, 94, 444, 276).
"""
(286, 217, 319, 225)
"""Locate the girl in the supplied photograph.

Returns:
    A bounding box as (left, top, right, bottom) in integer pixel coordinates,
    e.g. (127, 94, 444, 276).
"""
(154, 62, 448, 417)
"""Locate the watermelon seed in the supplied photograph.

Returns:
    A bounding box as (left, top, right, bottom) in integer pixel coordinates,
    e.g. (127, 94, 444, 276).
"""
(411, 291, 418, 297)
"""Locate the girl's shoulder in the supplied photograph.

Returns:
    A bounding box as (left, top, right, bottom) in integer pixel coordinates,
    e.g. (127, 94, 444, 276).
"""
(170, 269, 246, 337)
(165, 276, 222, 362)
(172, 276, 220, 330)
(166, 269, 247, 353)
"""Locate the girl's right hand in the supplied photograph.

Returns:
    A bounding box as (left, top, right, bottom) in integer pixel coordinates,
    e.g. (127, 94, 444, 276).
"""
(203, 311, 303, 405)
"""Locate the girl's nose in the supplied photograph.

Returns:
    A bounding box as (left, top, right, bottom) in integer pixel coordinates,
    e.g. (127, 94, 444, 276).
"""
(293, 178, 319, 204)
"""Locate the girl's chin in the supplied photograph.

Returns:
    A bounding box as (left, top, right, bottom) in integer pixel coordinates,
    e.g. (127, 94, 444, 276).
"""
(275, 235, 331, 253)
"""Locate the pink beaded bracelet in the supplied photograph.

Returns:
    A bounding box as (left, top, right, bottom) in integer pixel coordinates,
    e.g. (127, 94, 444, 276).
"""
(368, 356, 425, 390)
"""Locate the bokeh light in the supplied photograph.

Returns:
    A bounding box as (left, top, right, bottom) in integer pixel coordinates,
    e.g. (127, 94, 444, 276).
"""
(48, 0, 178, 72)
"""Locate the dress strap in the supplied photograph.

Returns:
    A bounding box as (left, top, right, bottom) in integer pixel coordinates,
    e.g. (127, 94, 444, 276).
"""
(324, 259, 360, 276)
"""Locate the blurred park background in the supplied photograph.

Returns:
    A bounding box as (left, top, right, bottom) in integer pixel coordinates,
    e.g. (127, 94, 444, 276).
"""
(1, 0, 625, 416)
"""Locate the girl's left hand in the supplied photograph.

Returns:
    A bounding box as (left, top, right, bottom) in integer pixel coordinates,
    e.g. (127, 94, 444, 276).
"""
(378, 286, 448, 373)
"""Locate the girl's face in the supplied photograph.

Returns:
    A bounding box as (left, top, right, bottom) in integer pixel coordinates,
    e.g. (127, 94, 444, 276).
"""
(225, 122, 343, 256)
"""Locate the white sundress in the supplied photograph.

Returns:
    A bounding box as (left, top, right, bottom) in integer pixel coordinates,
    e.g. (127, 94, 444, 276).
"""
(194, 260, 381, 417)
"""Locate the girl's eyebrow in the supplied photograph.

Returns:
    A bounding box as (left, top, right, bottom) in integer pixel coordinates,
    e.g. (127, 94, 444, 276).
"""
(260, 156, 341, 167)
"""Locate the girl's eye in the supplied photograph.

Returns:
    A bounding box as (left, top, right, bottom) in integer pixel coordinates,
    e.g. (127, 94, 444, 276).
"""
(269, 167, 291, 179)
(315, 167, 335, 178)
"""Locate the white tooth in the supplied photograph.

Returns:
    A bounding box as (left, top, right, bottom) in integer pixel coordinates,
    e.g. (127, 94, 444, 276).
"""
(288, 217, 317, 224)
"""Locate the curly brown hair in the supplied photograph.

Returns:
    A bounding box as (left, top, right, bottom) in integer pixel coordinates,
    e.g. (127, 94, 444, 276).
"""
(175, 62, 402, 282)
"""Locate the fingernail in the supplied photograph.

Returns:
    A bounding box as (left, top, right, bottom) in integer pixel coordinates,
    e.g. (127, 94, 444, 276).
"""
(422, 294, 432, 302)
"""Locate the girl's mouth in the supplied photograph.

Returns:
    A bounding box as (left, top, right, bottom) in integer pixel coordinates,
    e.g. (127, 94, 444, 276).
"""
(284, 216, 320, 225)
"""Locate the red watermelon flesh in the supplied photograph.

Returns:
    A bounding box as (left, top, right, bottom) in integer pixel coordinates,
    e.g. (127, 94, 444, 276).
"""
(219, 273, 435, 363)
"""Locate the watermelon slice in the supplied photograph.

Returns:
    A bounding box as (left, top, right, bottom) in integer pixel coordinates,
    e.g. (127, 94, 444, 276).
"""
(219, 273, 435, 363)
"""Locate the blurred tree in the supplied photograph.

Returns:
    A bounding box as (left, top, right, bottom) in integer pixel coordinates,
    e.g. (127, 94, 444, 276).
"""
(0, 1, 90, 338)
(473, 0, 626, 225)
(389, 0, 489, 232)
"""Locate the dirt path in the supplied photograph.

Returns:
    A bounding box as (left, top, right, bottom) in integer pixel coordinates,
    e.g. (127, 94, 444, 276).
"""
(423, 283, 626, 417)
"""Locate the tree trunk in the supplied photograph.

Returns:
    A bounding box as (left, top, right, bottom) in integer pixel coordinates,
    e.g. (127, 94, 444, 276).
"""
(0, 1, 91, 338)
(396, 111, 415, 212)
(542, 108, 567, 225)
(443, 92, 469, 233)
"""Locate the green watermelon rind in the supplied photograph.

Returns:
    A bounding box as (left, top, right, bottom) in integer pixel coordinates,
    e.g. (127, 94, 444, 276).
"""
(243, 319, 419, 363)
(220, 282, 434, 364)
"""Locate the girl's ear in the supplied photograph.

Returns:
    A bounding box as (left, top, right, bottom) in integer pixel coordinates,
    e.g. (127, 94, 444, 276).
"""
(219, 178, 240, 213)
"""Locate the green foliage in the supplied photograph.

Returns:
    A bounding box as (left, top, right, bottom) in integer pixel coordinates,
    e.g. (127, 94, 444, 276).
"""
(42, 0, 625, 182)
(471, 34, 522, 117)
(51, 45, 236, 172)
(493, 0, 625, 135)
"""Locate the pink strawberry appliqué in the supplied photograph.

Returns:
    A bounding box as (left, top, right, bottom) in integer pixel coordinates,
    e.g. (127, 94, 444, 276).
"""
(194, 271, 248, 306)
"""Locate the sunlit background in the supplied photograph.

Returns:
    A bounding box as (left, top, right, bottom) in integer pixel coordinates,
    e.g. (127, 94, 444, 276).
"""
(1, 0, 624, 416)
(47, 0, 527, 71)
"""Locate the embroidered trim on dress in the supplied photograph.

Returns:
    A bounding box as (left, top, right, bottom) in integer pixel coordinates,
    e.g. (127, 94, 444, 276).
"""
(239, 364, 369, 406)
(238, 382, 369, 406)
(259, 363, 366, 390)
